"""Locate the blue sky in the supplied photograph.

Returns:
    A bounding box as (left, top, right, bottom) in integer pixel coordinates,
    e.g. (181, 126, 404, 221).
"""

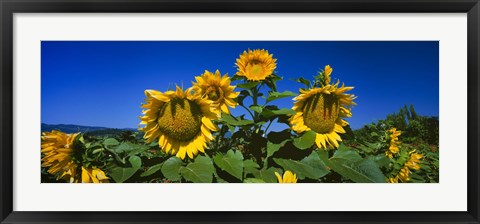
(41, 41, 439, 130)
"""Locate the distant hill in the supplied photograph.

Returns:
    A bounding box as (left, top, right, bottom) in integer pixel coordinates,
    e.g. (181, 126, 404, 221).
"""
(41, 123, 137, 135)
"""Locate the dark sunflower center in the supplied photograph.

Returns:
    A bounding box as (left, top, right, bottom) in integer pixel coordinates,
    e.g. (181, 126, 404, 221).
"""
(302, 93, 340, 134)
(205, 86, 223, 102)
(250, 59, 262, 65)
(157, 98, 203, 141)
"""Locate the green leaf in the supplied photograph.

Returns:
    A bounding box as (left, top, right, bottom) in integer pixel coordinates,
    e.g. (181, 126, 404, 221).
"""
(291, 77, 311, 87)
(161, 157, 183, 181)
(270, 108, 296, 115)
(261, 108, 295, 118)
(78, 135, 85, 144)
(129, 156, 142, 169)
(243, 159, 260, 175)
(110, 167, 138, 183)
(220, 113, 254, 126)
(179, 155, 214, 183)
(360, 141, 383, 151)
(250, 105, 263, 113)
(265, 74, 282, 92)
(92, 148, 104, 154)
(140, 163, 163, 177)
(252, 167, 282, 183)
(409, 172, 426, 183)
(127, 144, 150, 157)
(266, 139, 289, 158)
(227, 124, 235, 133)
(103, 143, 124, 164)
(317, 149, 329, 163)
(355, 142, 375, 153)
(237, 81, 260, 89)
(103, 138, 120, 147)
(329, 151, 386, 183)
(292, 131, 316, 150)
(231, 74, 244, 81)
(244, 178, 266, 183)
(109, 142, 149, 156)
(213, 150, 244, 180)
(113, 142, 133, 153)
(273, 151, 329, 180)
(370, 155, 390, 168)
(265, 91, 297, 103)
(421, 163, 432, 172)
(331, 145, 362, 161)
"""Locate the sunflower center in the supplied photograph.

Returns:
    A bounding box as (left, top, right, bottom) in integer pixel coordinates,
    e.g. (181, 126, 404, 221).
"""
(205, 86, 223, 102)
(302, 93, 340, 134)
(248, 60, 265, 77)
(157, 98, 203, 141)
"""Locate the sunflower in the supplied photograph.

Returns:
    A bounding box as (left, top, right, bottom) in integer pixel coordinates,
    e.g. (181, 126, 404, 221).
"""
(388, 150, 423, 183)
(290, 81, 356, 149)
(139, 86, 219, 160)
(405, 151, 423, 170)
(81, 167, 109, 183)
(235, 49, 277, 81)
(397, 167, 411, 182)
(387, 176, 399, 183)
(192, 70, 240, 115)
(275, 170, 298, 183)
(41, 130, 109, 183)
(41, 130, 79, 182)
(385, 128, 401, 158)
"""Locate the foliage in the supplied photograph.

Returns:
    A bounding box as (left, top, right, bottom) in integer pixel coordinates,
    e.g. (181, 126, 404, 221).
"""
(353, 105, 438, 145)
(347, 105, 439, 183)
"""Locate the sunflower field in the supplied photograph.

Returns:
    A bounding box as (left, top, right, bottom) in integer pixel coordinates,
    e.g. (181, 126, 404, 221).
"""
(41, 49, 439, 183)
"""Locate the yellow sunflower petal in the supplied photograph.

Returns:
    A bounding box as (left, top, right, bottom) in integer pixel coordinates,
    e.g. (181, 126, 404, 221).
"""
(202, 117, 217, 131)
(275, 172, 283, 183)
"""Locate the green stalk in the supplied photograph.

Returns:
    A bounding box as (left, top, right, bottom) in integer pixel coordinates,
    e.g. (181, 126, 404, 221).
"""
(263, 119, 274, 134)
(252, 85, 259, 119)
(252, 84, 262, 133)
(239, 104, 255, 120)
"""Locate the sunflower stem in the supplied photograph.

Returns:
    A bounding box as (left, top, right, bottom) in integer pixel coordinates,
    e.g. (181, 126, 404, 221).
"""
(252, 85, 259, 118)
(239, 104, 255, 120)
(252, 84, 261, 133)
(264, 119, 274, 134)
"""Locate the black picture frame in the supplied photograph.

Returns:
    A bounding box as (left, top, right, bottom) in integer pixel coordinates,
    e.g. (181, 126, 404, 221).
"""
(1, 0, 479, 223)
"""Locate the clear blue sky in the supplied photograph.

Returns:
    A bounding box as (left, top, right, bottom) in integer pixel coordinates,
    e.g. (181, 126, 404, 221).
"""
(41, 41, 439, 130)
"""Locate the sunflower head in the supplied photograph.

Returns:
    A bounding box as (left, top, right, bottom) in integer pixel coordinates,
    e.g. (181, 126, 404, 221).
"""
(387, 176, 399, 183)
(41, 130, 80, 182)
(81, 166, 109, 183)
(139, 86, 219, 160)
(290, 81, 356, 149)
(275, 170, 298, 183)
(235, 49, 277, 81)
(41, 130, 110, 183)
(386, 127, 401, 158)
(397, 166, 411, 182)
(405, 150, 423, 170)
(192, 70, 240, 115)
